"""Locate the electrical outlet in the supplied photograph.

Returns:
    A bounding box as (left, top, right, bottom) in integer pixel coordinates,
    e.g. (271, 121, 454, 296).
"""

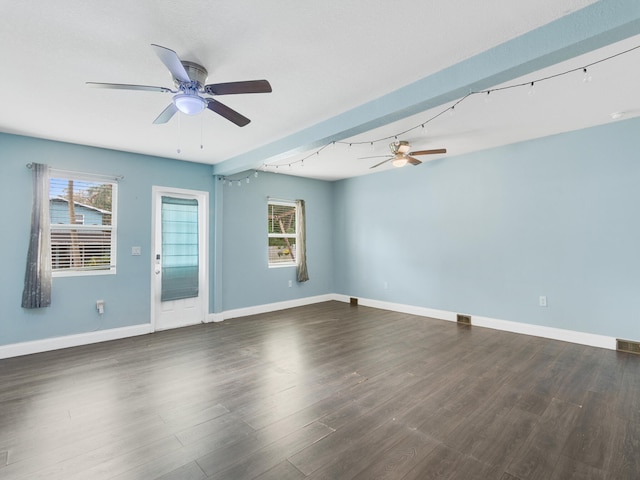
(288, 280, 292, 288)
(539, 295, 547, 307)
(96, 300, 105, 314)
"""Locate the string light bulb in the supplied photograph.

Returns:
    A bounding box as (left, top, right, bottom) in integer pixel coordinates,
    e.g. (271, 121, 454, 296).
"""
(582, 68, 592, 83)
(528, 82, 536, 96)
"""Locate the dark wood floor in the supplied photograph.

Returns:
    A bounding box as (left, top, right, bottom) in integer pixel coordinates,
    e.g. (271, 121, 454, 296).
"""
(1, 301, 639, 479)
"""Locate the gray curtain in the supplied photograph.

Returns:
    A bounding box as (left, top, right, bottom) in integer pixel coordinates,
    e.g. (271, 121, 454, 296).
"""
(296, 199, 309, 282)
(22, 163, 52, 308)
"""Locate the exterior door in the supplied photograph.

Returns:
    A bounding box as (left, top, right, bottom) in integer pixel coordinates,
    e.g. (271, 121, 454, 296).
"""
(151, 186, 208, 330)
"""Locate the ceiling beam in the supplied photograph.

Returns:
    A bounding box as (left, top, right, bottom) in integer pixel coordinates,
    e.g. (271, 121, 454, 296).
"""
(213, 0, 640, 177)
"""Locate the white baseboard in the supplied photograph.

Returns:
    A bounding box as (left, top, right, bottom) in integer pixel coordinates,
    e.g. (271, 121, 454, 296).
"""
(0, 324, 153, 360)
(0, 295, 336, 359)
(0, 294, 618, 359)
(347, 296, 617, 350)
(208, 312, 225, 323)
(222, 294, 339, 320)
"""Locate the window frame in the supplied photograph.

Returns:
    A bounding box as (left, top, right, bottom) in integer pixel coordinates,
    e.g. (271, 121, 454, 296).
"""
(49, 170, 118, 277)
(267, 200, 297, 268)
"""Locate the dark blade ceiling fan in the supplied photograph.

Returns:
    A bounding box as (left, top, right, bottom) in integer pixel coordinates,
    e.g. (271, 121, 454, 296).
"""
(87, 44, 272, 127)
(361, 140, 446, 169)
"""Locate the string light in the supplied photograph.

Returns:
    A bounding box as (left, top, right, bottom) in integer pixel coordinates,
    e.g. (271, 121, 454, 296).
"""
(218, 170, 260, 185)
(254, 43, 639, 171)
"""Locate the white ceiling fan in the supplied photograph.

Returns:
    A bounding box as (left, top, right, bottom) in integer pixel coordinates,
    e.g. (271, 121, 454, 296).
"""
(87, 44, 272, 127)
(362, 140, 447, 169)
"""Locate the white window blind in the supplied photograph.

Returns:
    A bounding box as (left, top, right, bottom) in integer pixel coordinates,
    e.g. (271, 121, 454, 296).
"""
(268, 200, 297, 267)
(49, 172, 117, 275)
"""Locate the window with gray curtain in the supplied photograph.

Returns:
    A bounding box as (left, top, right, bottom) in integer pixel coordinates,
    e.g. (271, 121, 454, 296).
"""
(266, 199, 309, 281)
(22, 163, 52, 308)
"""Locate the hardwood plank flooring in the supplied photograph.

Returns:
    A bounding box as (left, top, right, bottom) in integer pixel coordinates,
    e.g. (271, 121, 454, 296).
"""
(1, 301, 639, 479)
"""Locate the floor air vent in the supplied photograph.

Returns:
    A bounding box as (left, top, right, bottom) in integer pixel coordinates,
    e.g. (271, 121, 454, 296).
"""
(350, 297, 358, 306)
(617, 339, 640, 355)
(457, 314, 472, 326)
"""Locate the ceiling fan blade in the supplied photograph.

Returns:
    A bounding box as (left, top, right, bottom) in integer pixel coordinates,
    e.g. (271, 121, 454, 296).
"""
(369, 158, 393, 169)
(206, 99, 251, 127)
(409, 148, 447, 156)
(358, 155, 392, 160)
(204, 80, 272, 95)
(406, 156, 422, 166)
(151, 44, 191, 83)
(152, 103, 179, 124)
(86, 82, 173, 93)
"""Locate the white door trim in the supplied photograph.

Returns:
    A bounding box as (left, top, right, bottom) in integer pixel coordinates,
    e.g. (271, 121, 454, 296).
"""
(151, 186, 209, 332)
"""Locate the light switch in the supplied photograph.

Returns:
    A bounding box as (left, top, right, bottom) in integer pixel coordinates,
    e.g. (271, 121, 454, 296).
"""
(131, 246, 141, 256)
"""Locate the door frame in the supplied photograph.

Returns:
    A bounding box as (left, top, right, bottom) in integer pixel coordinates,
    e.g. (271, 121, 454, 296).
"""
(150, 185, 209, 331)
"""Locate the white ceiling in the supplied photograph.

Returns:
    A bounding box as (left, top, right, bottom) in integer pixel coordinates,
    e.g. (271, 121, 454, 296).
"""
(2, 0, 638, 181)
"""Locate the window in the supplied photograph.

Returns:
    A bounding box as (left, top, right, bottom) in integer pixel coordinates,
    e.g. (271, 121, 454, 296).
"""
(268, 201, 297, 267)
(49, 172, 117, 276)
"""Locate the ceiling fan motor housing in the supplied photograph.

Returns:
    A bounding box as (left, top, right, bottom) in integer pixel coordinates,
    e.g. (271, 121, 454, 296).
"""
(390, 140, 411, 154)
(174, 61, 208, 90)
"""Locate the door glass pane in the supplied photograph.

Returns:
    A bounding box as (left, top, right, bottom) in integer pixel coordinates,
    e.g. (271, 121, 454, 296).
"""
(161, 196, 199, 301)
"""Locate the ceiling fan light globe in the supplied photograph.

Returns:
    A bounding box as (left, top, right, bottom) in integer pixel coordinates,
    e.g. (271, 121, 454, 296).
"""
(173, 94, 206, 115)
(392, 157, 408, 167)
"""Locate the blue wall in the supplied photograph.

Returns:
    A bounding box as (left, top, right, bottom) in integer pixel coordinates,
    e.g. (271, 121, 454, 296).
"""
(0, 133, 215, 345)
(2, 116, 640, 348)
(220, 171, 334, 311)
(333, 117, 640, 341)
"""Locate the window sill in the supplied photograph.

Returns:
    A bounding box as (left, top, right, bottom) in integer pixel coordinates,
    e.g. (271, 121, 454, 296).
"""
(53, 269, 116, 278)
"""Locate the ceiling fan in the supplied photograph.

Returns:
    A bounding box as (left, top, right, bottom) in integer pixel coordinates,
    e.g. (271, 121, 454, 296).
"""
(362, 140, 446, 169)
(87, 44, 272, 127)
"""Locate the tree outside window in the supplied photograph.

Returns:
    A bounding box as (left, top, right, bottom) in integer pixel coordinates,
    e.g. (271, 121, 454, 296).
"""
(268, 201, 297, 266)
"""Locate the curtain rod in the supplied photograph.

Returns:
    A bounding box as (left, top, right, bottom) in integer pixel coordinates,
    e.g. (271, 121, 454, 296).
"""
(26, 163, 124, 181)
(267, 196, 296, 203)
